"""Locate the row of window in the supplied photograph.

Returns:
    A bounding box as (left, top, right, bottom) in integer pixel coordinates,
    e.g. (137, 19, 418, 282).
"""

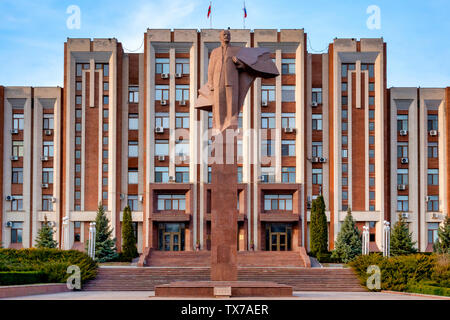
(12, 114, 54, 130)
(397, 114, 439, 132)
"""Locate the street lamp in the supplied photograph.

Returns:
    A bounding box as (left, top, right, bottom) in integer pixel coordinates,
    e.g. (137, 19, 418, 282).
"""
(382, 220, 390, 257)
(362, 226, 370, 255)
(88, 222, 96, 259)
(62, 216, 70, 250)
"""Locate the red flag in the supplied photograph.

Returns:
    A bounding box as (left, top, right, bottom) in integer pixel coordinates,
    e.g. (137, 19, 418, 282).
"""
(207, 3, 211, 18)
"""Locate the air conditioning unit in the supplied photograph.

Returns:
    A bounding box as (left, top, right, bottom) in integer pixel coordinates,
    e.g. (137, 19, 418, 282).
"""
(311, 101, 318, 107)
(401, 212, 409, 219)
(51, 197, 57, 203)
(175, 73, 182, 78)
(284, 127, 295, 133)
(429, 130, 438, 136)
(397, 184, 407, 191)
(41, 183, 49, 189)
(160, 100, 168, 106)
(312, 157, 320, 163)
(258, 175, 268, 183)
(161, 73, 169, 79)
(138, 195, 143, 202)
(5, 195, 13, 201)
(44, 129, 52, 136)
(261, 101, 268, 107)
(41, 156, 49, 161)
(158, 155, 166, 161)
(10, 155, 19, 161)
(401, 157, 409, 164)
(10, 129, 19, 134)
(179, 100, 187, 106)
(319, 157, 327, 163)
(168, 176, 175, 183)
(6, 221, 13, 228)
(432, 212, 439, 219)
(399, 130, 408, 136)
(155, 127, 164, 133)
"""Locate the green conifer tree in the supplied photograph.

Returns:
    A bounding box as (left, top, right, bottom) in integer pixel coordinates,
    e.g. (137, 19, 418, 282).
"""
(309, 195, 328, 257)
(35, 216, 58, 248)
(121, 205, 138, 261)
(433, 216, 450, 254)
(331, 207, 362, 263)
(87, 203, 118, 262)
(390, 214, 417, 256)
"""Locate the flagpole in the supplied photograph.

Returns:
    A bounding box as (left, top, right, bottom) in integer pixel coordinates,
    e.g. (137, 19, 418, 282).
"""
(210, 1, 212, 29)
(243, 1, 245, 29)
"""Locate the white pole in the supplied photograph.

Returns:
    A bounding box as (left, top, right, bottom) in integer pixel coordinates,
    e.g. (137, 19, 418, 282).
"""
(62, 216, 69, 250)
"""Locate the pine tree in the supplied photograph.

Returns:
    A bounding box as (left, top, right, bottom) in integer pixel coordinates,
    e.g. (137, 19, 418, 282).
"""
(433, 216, 450, 254)
(331, 207, 362, 263)
(390, 214, 417, 256)
(87, 203, 118, 262)
(122, 205, 138, 261)
(309, 195, 328, 257)
(35, 216, 58, 248)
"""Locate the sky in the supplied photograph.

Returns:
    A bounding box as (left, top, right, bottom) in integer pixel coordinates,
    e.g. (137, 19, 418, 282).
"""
(0, 0, 449, 88)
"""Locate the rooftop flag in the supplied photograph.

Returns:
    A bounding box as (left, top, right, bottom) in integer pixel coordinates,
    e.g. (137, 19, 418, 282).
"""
(207, 2, 212, 18)
(243, 5, 247, 18)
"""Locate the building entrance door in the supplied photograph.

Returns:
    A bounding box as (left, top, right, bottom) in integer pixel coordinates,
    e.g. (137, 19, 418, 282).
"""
(158, 223, 185, 251)
(266, 223, 292, 251)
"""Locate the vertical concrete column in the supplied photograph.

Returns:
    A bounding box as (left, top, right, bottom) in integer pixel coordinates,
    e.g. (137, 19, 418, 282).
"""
(81, 70, 86, 211)
(31, 98, 43, 246)
(410, 96, 419, 247)
(348, 71, 353, 209)
(253, 78, 262, 249)
(275, 49, 282, 182)
(169, 47, 176, 178)
(23, 95, 32, 248)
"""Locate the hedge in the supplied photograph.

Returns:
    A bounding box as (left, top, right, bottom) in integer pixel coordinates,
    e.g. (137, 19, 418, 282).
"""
(407, 281, 450, 297)
(0, 271, 46, 286)
(0, 248, 97, 285)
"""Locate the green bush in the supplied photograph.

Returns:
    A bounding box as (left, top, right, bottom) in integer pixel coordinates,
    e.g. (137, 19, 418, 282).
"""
(350, 253, 435, 292)
(407, 281, 450, 297)
(0, 248, 97, 285)
(0, 271, 46, 286)
(431, 254, 450, 288)
(315, 251, 342, 263)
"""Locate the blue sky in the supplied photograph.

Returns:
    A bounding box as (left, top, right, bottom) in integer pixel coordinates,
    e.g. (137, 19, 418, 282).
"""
(0, 0, 449, 87)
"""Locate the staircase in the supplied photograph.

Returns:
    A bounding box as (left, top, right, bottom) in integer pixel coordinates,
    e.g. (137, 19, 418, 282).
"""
(83, 267, 365, 292)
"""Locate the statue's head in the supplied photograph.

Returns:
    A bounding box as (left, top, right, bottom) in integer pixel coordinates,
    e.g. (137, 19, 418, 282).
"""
(220, 29, 231, 45)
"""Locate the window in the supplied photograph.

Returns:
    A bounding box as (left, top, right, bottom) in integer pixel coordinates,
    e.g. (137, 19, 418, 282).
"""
(342, 191, 348, 200)
(281, 85, 295, 102)
(237, 140, 243, 158)
(369, 96, 375, 106)
(76, 81, 82, 91)
(103, 82, 109, 91)
(261, 167, 275, 183)
(362, 64, 375, 78)
(11, 222, 23, 243)
(428, 223, 439, 244)
(76, 63, 83, 76)
(128, 113, 139, 130)
(103, 164, 108, 172)
(427, 196, 439, 212)
(342, 163, 348, 173)
(341, 96, 348, 106)
(43, 114, 54, 130)
(312, 142, 323, 157)
(261, 85, 275, 103)
(155, 167, 169, 183)
(102, 64, 109, 77)
(312, 114, 322, 130)
(128, 195, 139, 211)
(342, 204, 348, 211)
(397, 169, 408, 185)
(43, 141, 54, 157)
(397, 142, 408, 158)
(369, 135, 375, 145)
(175, 113, 189, 128)
(282, 167, 295, 183)
(427, 169, 439, 185)
(369, 121, 375, 131)
(369, 205, 375, 212)
(342, 109, 348, 119)
(42, 195, 53, 211)
(128, 168, 138, 184)
(312, 168, 323, 185)
(369, 191, 375, 200)
(74, 205, 81, 211)
(264, 194, 293, 211)
(155, 58, 169, 74)
(103, 191, 108, 200)
(342, 121, 348, 131)
(261, 113, 275, 129)
(175, 58, 190, 74)
(103, 137, 108, 145)
(128, 141, 138, 157)
(428, 142, 438, 158)
(13, 114, 24, 130)
(397, 195, 409, 212)
(11, 196, 23, 211)
(369, 164, 375, 173)
(282, 113, 295, 128)
(312, 88, 322, 104)
(342, 135, 348, 145)
(12, 168, 23, 184)
(157, 194, 186, 211)
(155, 85, 169, 101)
(12, 141, 24, 157)
(208, 112, 213, 129)
(175, 139, 189, 157)
(342, 177, 348, 186)
(155, 140, 169, 156)
(281, 58, 295, 74)
(282, 140, 295, 156)
(155, 112, 169, 128)
(75, 123, 82, 132)
(75, 137, 81, 146)
(427, 114, 438, 131)
(74, 222, 81, 241)
(238, 112, 243, 128)
(397, 114, 408, 131)
(76, 109, 82, 118)
(102, 95, 109, 105)
(342, 149, 348, 158)
(341, 83, 348, 92)
(75, 177, 81, 186)
(128, 86, 139, 103)
(261, 140, 274, 157)
(76, 150, 81, 159)
(175, 167, 189, 183)
(369, 177, 375, 186)
(369, 149, 375, 158)
(237, 166, 242, 183)
(175, 85, 189, 102)
(341, 63, 355, 78)
(42, 168, 53, 184)
(369, 82, 375, 92)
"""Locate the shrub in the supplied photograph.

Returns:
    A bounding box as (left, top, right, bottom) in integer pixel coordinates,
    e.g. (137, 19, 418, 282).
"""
(434, 217, 450, 254)
(0, 248, 97, 285)
(315, 251, 341, 264)
(35, 216, 58, 249)
(0, 271, 46, 286)
(390, 214, 417, 256)
(407, 281, 450, 297)
(431, 254, 450, 288)
(331, 208, 362, 263)
(309, 195, 328, 257)
(121, 205, 138, 261)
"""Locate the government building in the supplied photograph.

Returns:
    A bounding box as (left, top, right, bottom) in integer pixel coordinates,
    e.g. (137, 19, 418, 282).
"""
(1, 29, 449, 261)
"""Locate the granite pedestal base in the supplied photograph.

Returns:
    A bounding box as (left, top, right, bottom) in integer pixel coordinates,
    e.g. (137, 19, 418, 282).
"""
(154, 281, 293, 298)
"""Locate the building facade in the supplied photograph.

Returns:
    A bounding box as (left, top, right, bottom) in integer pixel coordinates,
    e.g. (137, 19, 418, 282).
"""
(1, 29, 449, 255)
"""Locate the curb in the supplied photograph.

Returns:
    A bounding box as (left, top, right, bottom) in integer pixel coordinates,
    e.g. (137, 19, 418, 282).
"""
(381, 290, 450, 300)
